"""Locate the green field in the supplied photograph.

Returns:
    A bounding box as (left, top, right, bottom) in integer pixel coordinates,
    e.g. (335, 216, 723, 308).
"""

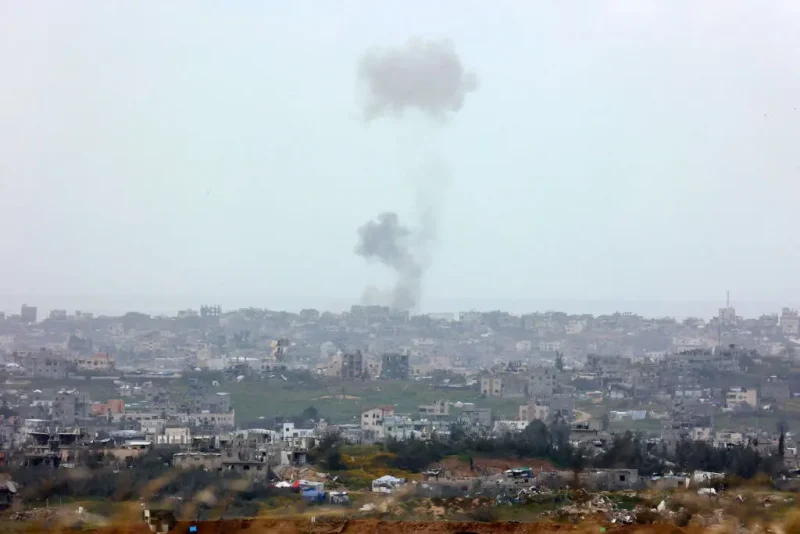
(222, 378, 522, 424)
(3, 377, 124, 402)
(4, 375, 524, 425)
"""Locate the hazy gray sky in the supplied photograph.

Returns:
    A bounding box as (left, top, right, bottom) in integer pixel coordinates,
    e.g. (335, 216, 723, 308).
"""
(2, 1, 800, 316)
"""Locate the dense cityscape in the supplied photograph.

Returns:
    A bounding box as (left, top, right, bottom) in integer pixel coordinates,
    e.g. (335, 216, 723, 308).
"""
(0, 300, 799, 528)
(4, 0, 800, 531)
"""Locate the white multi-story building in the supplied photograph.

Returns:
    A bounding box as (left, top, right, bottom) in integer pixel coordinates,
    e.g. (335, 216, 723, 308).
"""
(718, 307, 737, 326)
(781, 308, 800, 336)
(156, 427, 192, 445)
(361, 406, 395, 440)
(280, 422, 316, 449)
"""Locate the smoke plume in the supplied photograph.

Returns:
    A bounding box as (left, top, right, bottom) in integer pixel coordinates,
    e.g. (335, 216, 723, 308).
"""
(358, 38, 479, 121)
(355, 38, 477, 311)
(355, 212, 423, 311)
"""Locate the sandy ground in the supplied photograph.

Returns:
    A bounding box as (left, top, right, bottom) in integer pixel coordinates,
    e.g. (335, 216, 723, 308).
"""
(59, 518, 695, 534)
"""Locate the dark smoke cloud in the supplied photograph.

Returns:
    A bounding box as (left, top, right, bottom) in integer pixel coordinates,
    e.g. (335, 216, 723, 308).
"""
(355, 212, 423, 311)
(358, 38, 479, 121)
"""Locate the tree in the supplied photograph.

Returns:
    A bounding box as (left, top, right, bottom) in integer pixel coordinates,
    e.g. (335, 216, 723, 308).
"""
(601, 412, 611, 431)
(448, 420, 470, 442)
(555, 352, 564, 372)
(778, 420, 788, 458)
(311, 434, 346, 471)
(519, 420, 552, 456)
(302, 405, 319, 421)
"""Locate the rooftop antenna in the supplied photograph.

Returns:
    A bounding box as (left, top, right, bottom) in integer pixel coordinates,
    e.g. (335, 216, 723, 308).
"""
(726, 290, 730, 308)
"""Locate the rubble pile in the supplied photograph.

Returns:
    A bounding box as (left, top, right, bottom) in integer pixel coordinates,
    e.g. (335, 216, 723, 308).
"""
(760, 494, 794, 507)
(10, 508, 57, 521)
(273, 465, 328, 483)
(496, 487, 562, 506)
(546, 494, 636, 524)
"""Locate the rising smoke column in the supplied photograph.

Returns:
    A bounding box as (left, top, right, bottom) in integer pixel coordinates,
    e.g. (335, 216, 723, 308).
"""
(355, 212, 422, 311)
(354, 38, 478, 311)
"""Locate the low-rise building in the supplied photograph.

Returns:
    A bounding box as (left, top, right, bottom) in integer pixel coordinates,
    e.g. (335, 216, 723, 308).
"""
(384, 415, 414, 440)
(173, 452, 222, 470)
(74, 352, 115, 371)
(725, 387, 757, 410)
(458, 407, 492, 429)
(182, 411, 236, 430)
(156, 427, 191, 445)
(14, 349, 67, 379)
(714, 430, 744, 447)
(519, 402, 550, 422)
(418, 400, 449, 417)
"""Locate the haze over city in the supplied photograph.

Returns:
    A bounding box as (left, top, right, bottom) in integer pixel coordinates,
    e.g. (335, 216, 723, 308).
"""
(3, 1, 800, 316)
(6, 3, 800, 530)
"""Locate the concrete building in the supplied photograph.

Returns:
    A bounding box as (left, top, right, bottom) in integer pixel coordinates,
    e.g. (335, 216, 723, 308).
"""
(20, 304, 37, 323)
(502, 374, 529, 398)
(262, 339, 289, 373)
(725, 387, 758, 410)
(182, 411, 235, 430)
(427, 312, 457, 322)
(383, 415, 414, 440)
(761, 377, 791, 402)
(458, 408, 492, 429)
(715, 431, 744, 447)
(280, 422, 316, 450)
(361, 406, 394, 440)
(529, 368, 557, 397)
(418, 400, 449, 418)
(14, 349, 68, 379)
(548, 395, 575, 420)
(781, 308, 800, 336)
(380, 353, 410, 380)
(519, 401, 550, 422)
(339, 351, 363, 379)
(91, 399, 125, 417)
(200, 305, 221, 318)
(565, 321, 586, 335)
(718, 306, 737, 326)
(53, 390, 91, 425)
(74, 352, 115, 371)
(480, 376, 503, 397)
(173, 452, 222, 470)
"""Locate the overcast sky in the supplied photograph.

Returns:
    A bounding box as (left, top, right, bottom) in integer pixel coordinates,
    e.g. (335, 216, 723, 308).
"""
(1, 1, 799, 317)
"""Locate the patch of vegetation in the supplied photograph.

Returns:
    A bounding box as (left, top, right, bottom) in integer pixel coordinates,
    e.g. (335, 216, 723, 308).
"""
(609, 493, 644, 510)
